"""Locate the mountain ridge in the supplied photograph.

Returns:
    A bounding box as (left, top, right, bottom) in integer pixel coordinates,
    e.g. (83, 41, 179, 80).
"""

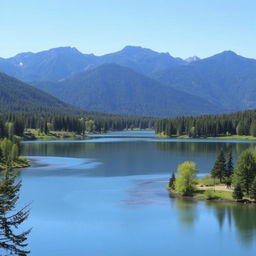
(33, 63, 227, 117)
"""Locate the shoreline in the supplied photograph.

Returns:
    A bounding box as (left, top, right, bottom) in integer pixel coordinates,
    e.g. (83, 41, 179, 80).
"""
(167, 188, 256, 205)
(156, 133, 256, 141)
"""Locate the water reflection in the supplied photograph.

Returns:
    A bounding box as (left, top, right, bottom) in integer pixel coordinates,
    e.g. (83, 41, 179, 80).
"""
(174, 198, 198, 227)
(21, 138, 256, 177)
(174, 197, 256, 246)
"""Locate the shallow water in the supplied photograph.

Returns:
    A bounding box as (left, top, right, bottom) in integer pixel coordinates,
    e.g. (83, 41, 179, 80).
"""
(16, 131, 256, 255)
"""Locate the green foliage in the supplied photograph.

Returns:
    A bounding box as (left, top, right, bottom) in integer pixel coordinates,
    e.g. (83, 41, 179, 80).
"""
(233, 149, 256, 195)
(204, 190, 218, 200)
(175, 162, 198, 195)
(225, 151, 234, 180)
(249, 177, 256, 201)
(233, 184, 244, 200)
(197, 175, 220, 186)
(10, 144, 19, 162)
(155, 109, 256, 138)
(0, 169, 31, 255)
(168, 172, 176, 190)
(0, 138, 13, 164)
(211, 150, 226, 182)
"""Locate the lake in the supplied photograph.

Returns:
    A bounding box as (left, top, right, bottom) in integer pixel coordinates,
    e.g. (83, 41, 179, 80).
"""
(18, 130, 256, 256)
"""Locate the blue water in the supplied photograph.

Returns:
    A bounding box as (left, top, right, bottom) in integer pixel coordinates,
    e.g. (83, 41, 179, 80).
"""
(16, 131, 256, 256)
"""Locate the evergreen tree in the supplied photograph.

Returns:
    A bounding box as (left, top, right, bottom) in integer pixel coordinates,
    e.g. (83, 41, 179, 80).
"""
(0, 148, 3, 163)
(249, 177, 256, 201)
(233, 183, 244, 200)
(225, 152, 234, 180)
(10, 144, 19, 162)
(169, 172, 176, 190)
(233, 149, 256, 195)
(250, 121, 256, 137)
(0, 169, 31, 255)
(211, 150, 226, 182)
(0, 138, 13, 165)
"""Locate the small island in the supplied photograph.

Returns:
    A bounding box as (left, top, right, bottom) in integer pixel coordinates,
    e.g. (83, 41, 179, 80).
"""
(167, 149, 256, 203)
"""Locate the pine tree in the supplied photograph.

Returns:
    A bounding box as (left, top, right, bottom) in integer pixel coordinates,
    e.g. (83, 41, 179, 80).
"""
(0, 168, 31, 255)
(233, 184, 243, 200)
(169, 172, 176, 190)
(211, 150, 226, 182)
(249, 177, 256, 201)
(0, 148, 3, 163)
(225, 151, 234, 180)
(233, 149, 256, 195)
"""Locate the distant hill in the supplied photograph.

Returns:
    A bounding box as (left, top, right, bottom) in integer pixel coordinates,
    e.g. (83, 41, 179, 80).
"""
(0, 72, 83, 113)
(153, 51, 256, 111)
(33, 64, 225, 117)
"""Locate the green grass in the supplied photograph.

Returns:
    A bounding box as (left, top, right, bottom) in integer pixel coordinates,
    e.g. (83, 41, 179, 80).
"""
(207, 135, 256, 140)
(196, 175, 221, 186)
(0, 157, 30, 170)
(24, 129, 85, 140)
(157, 133, 256, 140)
(193, 189, 233, 201)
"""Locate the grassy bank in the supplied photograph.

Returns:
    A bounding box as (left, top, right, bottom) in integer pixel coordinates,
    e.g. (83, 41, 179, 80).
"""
(0, 157, 30, 171)
(156, 133, 256, 140)
(24, 129, 86, 140)
(168, 175, 254, 203)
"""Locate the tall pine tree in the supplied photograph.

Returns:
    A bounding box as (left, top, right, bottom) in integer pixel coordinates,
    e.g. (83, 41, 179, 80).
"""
(224, 152, 234, 181)
(0, 169, 31, 255)
(233, 149, 256, 195)
(211, 150, 226, 182)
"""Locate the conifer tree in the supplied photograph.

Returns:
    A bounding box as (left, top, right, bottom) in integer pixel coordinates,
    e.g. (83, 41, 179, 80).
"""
(0, 169, 31, 255)
(233, 149, 256, 195)
(169, 172, 176, 190)
(225, 152, 234, 180)
(233, 184, 243, 200)
(211, 150, 226, 182)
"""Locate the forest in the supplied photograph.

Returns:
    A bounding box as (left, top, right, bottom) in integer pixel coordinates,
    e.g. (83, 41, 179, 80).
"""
(155, 109, 256, 138)
(0, 111, 155, 139)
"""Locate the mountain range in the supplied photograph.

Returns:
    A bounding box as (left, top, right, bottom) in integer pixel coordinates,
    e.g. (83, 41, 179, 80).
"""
(1, 46, 256, 116)
(32, 64, 223, 117)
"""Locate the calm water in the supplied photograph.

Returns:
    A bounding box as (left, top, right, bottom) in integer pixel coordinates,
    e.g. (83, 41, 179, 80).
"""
(17, 131, 256, 256)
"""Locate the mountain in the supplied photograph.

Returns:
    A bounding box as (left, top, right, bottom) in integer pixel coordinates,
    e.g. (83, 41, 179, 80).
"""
(0, 72, 83, 113)
(153, 51, 256, 111)
(33, 64, 225, 117)
(2, 46, 256, 116)
(0, 47, 99, 82)
(99, 46, 185, 76)
(0, 46, 184, 82)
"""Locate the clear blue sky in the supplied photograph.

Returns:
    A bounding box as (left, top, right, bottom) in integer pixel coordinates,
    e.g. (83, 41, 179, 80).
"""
(1, 0, 256, 59)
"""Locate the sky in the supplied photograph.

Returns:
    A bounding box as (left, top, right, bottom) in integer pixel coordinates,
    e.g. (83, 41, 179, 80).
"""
(1, 0, 256, 59)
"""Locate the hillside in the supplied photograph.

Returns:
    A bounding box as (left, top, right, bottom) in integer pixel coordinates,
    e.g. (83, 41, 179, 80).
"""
(33, 64, 225, 117)
(153, 51, 256, 111)
(0, 72, 83, 113)
(2, 46, 256, 116)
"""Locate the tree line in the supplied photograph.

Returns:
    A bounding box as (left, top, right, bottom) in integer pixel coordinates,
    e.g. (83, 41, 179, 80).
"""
(156, 109, 256, 137)
(0, 112, 156, 138)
